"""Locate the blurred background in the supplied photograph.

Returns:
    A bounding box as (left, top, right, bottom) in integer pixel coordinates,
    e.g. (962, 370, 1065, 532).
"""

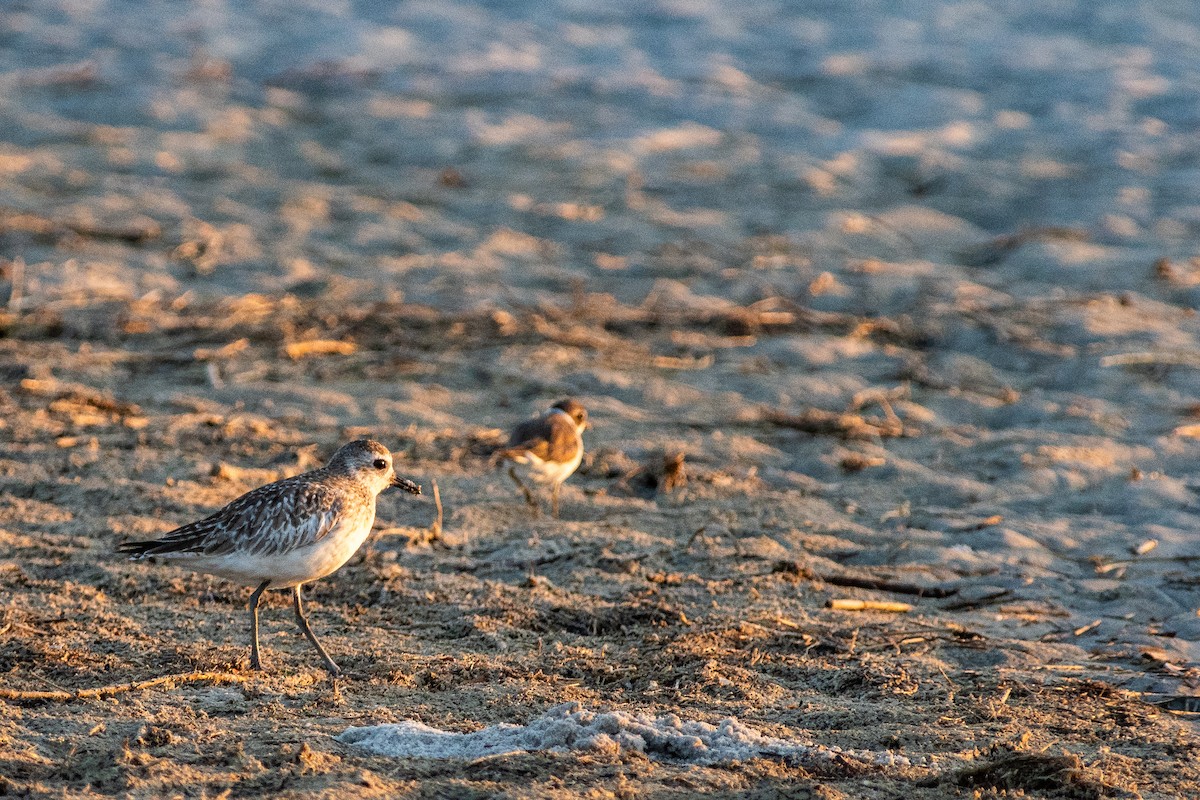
(4, 0, 1200, 311)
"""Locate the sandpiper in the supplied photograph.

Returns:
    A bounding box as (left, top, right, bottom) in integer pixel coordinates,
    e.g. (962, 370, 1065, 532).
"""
(117, 440, 421, 677)
(496, 399, 588, 517)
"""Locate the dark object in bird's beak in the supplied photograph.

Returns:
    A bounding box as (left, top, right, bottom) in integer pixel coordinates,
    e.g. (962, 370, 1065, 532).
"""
(392, 476, 422, 495)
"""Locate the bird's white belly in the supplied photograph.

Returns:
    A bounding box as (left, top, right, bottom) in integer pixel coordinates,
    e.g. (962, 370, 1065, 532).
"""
(510, 446, 582, 485)
(180, 517, 376, 589)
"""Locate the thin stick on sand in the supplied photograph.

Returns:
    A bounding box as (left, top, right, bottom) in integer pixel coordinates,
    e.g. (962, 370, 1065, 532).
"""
(0, 672, 247, 703)
(6, 257, 25, 312)
(1099, 351, 1200, 368)
(771, 561, 957, 598)
(827, 598, 913, 613)
(430, 479, 443, 542)
(822, 573, 955, 598)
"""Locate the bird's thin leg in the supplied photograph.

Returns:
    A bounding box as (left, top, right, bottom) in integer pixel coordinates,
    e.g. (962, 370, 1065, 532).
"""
(508, 466, 540, 516)
(293, 584, 341, 677)
(248, 580, 270, 671)
(551, 483, 561, 518)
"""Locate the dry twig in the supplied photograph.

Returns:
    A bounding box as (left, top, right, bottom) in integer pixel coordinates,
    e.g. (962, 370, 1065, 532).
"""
(827, 598, 912, 613)
(5, 257, 24, 313)
(761, 407, 912, 439)
(1100, 351, 1200, 368)
(773, 562, 956, 598)
(430, 480, 443, 542)
(957, 226, 1089, 267)
(0, 672, 246, 703)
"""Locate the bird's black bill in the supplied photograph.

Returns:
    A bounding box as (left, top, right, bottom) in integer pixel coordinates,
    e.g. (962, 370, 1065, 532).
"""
(392, 476, 422, 495)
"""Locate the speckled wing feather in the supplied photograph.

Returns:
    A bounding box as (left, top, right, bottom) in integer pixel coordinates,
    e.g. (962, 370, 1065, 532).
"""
(501, 413, 579, 463)
(118, 477, 346, 558)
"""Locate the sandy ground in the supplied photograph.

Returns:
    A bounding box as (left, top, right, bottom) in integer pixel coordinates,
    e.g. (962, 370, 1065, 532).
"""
(4, 0, 1200, 797)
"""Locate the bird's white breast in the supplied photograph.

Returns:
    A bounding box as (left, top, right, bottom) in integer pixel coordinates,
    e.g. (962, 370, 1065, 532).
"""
(173, 508, 377, 589)
(509, 435, 583, 486)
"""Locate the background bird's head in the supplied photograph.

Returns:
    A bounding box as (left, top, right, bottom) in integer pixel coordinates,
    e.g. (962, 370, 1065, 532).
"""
(327, 439, 422, 496)
(552, 399, 589, 432)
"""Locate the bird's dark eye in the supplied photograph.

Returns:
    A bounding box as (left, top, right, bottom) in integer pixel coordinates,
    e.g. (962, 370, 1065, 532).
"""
(373, 458, 388, 470)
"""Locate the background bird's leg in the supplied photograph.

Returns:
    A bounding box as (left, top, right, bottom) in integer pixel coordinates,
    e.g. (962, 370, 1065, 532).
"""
(507, 466, 540, 516)
(248, 580, 270, 671)
(551, 483, 561, 518)
(293, 584, 341, 677)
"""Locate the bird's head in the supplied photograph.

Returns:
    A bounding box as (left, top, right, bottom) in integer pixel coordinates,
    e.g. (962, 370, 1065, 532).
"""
(552, 398, 589, 432)
(327, 439, 422, 497)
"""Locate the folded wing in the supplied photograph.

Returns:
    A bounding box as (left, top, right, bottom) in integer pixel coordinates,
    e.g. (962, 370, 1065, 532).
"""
(117, 478, 345, 559)
(498, 413, 578, 462)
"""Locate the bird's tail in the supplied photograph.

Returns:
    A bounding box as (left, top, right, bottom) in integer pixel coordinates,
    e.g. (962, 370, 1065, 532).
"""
(491, 446, 530, 467)
(116, 539, 170, 558)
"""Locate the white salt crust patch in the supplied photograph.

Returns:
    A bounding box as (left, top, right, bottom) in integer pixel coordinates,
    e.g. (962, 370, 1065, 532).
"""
(339, 702, 911, 767)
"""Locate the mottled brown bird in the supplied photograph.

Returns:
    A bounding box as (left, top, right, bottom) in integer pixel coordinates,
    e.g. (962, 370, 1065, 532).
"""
(496, 399, 588, 517)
